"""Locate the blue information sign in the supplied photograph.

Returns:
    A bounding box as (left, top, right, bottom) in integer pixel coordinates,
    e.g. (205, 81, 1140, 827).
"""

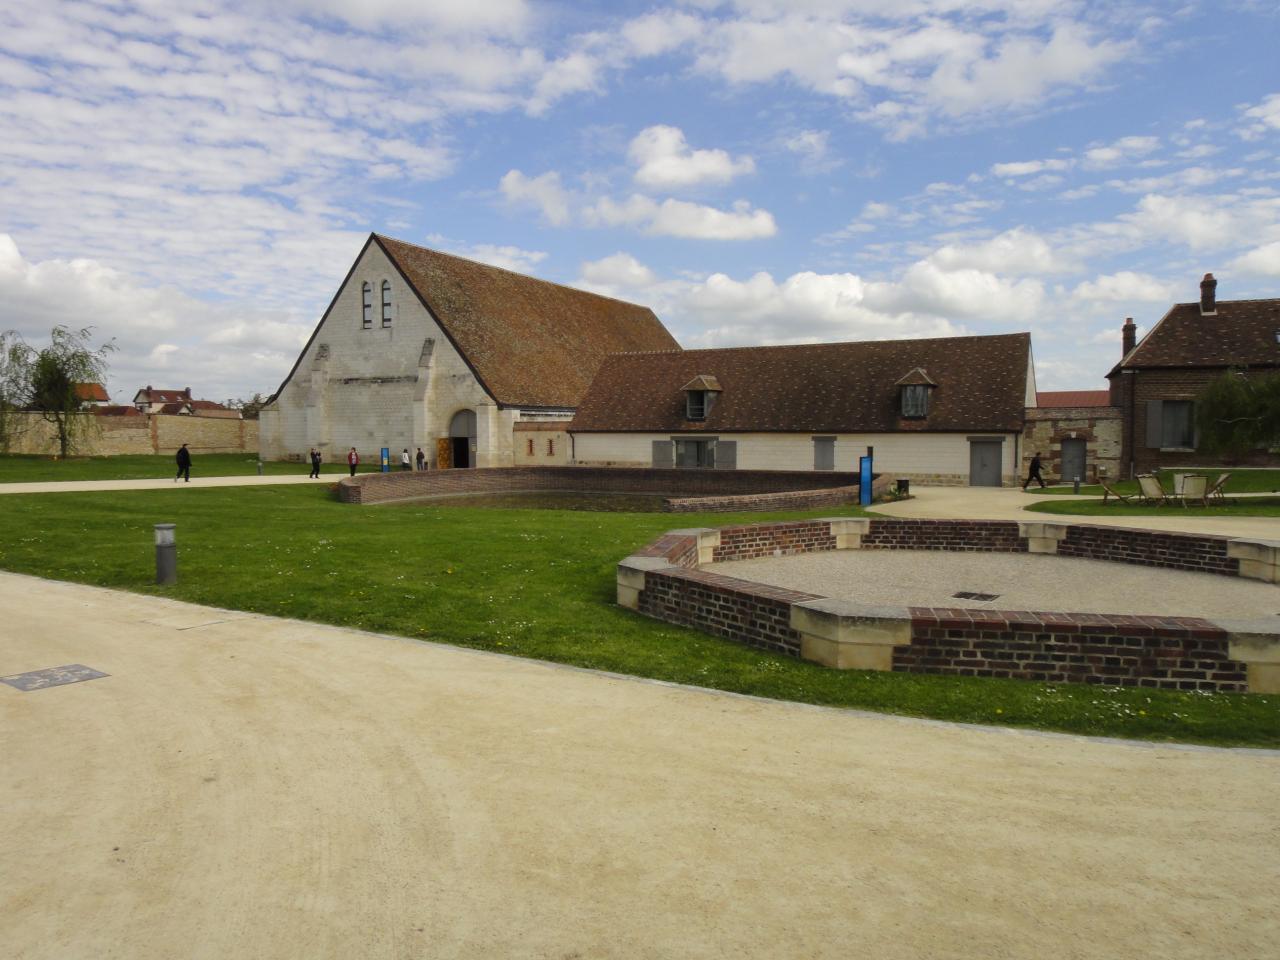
(859, 455, 873, 506)
(380, 447, 390, 473)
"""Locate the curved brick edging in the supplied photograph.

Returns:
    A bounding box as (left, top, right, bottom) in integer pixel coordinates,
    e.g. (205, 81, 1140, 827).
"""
(338, 465, 879, 512)
(617, 518, 1280, 693)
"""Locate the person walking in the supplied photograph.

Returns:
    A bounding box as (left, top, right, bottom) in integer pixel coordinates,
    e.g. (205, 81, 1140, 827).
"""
(1023, 453, 1047, 490)
(347, 447, 359, 477)
(174, 443, 191, 483)
(400, 448, 412, 471)
(309, 447, 322, 478)
(415, 447, 426, 471)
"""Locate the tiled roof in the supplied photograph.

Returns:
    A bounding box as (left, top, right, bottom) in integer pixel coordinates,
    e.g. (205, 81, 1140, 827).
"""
(156, 402, 190, 415)
(895, 367, 936, 387)
(1112, 298, 1280, 373)
(570, 334, 1031, 433)
(1036, 390, 1112, 408)
(135, 387, 190, 403)
(680, 374, 722, 392)
(91, 405, 142, 417)
(375, 235, 679, 408)
(74, 382, 109, 402)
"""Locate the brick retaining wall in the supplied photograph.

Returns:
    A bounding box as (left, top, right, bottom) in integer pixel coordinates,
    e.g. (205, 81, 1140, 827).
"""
(618, 518, 1275, 692)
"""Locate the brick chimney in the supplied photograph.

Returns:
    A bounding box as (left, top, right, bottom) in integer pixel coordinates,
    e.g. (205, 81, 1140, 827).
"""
(1200, 272, 1217, 315)
(184, 387, 192, 399)
(1122, 317, 1135, 356)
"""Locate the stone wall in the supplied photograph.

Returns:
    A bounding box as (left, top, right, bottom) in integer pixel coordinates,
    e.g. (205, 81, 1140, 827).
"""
(616, 518, 1280, 692)
(5, 412, 257, 456)
(1022, 405, 1122, 483)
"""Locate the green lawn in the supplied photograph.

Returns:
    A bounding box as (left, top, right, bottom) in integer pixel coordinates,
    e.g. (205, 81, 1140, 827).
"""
(1027, 467, 1280, 497)
(0, 453, 375, 481)
(1028, 496, 1280, 518)
(0, 484, 1275, 747)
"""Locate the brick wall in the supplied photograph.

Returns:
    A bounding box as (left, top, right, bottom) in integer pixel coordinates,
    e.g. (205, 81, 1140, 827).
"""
(897, 609, 1248, 691)
(710, 521, 838, 561)
(862, 518, 1026, 552)
(1055, 525, 1238, 575)
(339, 465, 865, 507)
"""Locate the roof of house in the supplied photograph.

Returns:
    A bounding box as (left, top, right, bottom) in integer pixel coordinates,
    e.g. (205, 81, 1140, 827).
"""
(1036, 390, 1111, 408)
(570, 333, 1032, 433)
(156, 402, 191, 415)
(91, 405, 142, 417)
(74, 382, 110, 402)
(134, 386, 191, 403)
(1110, 298, 1280, 374)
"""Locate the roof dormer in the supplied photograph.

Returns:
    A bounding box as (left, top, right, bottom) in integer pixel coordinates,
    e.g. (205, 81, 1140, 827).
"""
(681, 374, 722, 421)
(895, 367, 936, 418)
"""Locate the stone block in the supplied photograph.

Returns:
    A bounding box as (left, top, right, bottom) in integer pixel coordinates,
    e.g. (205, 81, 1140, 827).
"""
(1025, 537, 1060, 555)
(790, 599, 912, 671)
(822, 517, 870, 549)
(1218, 618, 1280, 694)
(1236, 559, 1279, 584)
(1227, 539, 1280, 566)
(616, 556, 673, 593)
(1018, 521, 1068, 541)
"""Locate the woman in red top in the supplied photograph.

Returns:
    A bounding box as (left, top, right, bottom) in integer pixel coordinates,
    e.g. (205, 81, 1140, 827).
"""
(347, 447, 359, 477)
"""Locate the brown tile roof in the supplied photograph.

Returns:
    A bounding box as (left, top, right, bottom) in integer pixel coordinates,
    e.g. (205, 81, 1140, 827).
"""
(375, 235, 679, 408)
(74, 382, 109, 402)
(894, 367, 936, 387)
(156, 402, 190, 415)
(680, 374, 722, 392)
(135, 387, 191, 404)
(91, 405, 142, 417)
(1111, 298, 1280, 373)
(1036, 390, 1112, 408)
(570, 334, 1031, 433)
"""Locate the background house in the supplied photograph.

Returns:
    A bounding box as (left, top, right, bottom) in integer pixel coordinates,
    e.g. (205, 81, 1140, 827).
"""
(1023, 390, 1121, 483)
(257, 234, 678, 467)
(73, 383, 111, 407)
(1108, 274, 1280, 476)
(134, 386, 192, 413)
(569, 333, 1035, 486)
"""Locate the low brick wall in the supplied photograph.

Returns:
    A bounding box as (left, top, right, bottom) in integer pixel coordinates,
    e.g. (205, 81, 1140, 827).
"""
(617, 518, 1278, 693)
(338, 465, 867, 511)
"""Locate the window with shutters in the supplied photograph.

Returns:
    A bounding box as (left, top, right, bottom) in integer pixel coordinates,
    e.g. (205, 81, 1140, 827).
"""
(1162, 400, 1194, 449)
(361, 282, 372, 328)
(675, 438, 713, 468)
(381, 280, 392, 326)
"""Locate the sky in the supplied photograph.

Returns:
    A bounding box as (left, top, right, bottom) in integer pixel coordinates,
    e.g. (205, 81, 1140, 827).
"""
(0, 0, 1278, 404)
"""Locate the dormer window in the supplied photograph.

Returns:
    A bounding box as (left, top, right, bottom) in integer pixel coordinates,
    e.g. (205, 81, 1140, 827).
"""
(361, 282, 372, 328)
(895, 367, 936, 419)
(681, 374, 722, 422)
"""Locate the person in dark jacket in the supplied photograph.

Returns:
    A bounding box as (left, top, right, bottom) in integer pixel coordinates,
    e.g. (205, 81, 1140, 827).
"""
(347, 447, 359, 477)
(309, 447, 322, 478)
(1022, 453, 1047, 490)
(175, 443, 191, 483)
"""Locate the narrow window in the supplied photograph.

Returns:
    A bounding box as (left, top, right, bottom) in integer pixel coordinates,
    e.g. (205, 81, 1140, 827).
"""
(686, 390, 706, 420)
(901, 384, 929, 418)
(547, 438, 555, 456)
(361, 282, 372, 328)
(381, 280, 392, 327)
(526, 438, 534, 456)
(1162, 400, 1194, 448)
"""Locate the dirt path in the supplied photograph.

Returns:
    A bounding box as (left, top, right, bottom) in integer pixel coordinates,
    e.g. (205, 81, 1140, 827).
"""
(2, 573, 1276, 959)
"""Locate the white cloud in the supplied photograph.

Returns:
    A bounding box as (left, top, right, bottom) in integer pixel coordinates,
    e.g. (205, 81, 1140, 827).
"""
(1083, 135, 1160, 168)
(272, 0, 532, 33)
(1239, 92, 1280, 140)
(579, 252, 658, 291)
(585, 194, 777, 239)
(1231, 241, 1280, 277)
(991, 157, 1072, 177)
(1072, 271, 1175, 302)
(863, 261, 1045, 322)
(424, 234, 548, 273)
(782, 128, 840, 172)
(928, 227, 1072, 276)
(499, 170, 572, 225)
(629, 125, 755, 190)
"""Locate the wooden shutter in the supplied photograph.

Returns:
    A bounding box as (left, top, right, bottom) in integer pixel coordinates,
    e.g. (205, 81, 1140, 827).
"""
(1145, 400, 1163, 448)
(714, 440, 737, 470)
(652, 440, 674, 469)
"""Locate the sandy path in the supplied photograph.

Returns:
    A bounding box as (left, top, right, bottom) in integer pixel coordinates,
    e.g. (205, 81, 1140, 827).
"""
(1, 573, 1277, 959)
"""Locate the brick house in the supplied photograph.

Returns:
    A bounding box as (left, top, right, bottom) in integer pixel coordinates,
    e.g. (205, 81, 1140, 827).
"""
(133, 385, 192, 413)
(1023, 390, 1122, 483)
(569, 334, 1036, 486)
(257, 234, 678, 467)
(1107, 274, 1280, 476)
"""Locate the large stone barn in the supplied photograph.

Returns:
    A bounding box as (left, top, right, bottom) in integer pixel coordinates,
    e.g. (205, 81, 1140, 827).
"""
(568, 333, 1036, 486)
(258, 234, 679, 467)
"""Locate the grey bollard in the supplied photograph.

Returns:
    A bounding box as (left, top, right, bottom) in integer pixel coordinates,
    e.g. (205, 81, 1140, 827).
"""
(257, 460, 264, 476)
(1073, 475, 1081, 495)
(154, 523, 177, 586)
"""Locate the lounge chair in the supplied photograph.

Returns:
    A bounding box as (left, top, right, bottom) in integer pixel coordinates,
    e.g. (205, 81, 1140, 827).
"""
(1099, 479, 1132, 504)
(1178, 474, 1209, 508)
(1136, 474, 1169, 506)
(1206, 472, 1231, 502)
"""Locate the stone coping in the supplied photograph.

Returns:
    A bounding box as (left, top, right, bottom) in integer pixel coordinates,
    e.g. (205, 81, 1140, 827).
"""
(618, 518, 1280, 693)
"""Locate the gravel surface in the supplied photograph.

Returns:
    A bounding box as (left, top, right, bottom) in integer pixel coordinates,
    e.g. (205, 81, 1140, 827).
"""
(711, 549, 1280, 618)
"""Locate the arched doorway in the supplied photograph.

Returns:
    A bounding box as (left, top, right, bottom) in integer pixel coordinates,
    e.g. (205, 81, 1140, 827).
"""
(449, 409, 476, 468)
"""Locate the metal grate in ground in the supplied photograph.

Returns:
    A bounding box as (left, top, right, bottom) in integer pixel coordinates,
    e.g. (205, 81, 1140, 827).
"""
(1, 664, 110, 692)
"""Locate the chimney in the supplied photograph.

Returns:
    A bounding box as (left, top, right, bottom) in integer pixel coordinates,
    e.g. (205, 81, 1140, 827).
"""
(1200, 272, 1217, 315)
(184, 387, 192, 399)
(1122, 317, 1136, 356)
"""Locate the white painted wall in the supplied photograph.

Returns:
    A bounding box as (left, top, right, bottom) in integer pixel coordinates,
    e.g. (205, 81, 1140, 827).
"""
(572, 431, 1020, 484)
(259, 242, 514, 467)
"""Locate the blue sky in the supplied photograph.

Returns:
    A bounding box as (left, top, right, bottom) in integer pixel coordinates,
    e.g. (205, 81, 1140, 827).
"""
(0, 0, 1277, 402)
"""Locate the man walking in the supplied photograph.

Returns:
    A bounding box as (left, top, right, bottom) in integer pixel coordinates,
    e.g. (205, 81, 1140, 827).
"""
(347, 447, 359, 477)
(174, 443, 191, 483)
(309, 447, 322, 478)
(415, 447, 426, 471)
(1023, 452, 1047, 490)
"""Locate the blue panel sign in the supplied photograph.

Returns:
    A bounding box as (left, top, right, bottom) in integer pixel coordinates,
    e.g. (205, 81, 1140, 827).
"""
(859, 455, 873, 506)
(380, 446, 390, 473)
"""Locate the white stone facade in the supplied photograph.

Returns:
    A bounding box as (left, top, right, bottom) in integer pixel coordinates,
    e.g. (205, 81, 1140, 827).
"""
(572, 430, 1021, 485)
(260, 243, 530, 467)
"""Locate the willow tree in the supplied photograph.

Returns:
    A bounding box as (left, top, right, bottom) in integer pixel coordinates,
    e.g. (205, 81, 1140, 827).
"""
(0, 326, 116, 456)
(1195, 370, 1280, 461)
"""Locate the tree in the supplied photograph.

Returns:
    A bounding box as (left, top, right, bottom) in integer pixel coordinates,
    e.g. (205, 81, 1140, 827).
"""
(224, 393, 267, 420)
(1196, 370, 1280, 461)
(0, 326, 116, 457)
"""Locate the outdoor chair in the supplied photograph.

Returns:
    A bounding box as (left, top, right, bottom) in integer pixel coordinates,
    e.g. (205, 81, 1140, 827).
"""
(1136, 474, 1169, 506)
(1206, 472, 1231, 502)
(1178, 474, 1209, 508)
(1099, 479, 1132, 504)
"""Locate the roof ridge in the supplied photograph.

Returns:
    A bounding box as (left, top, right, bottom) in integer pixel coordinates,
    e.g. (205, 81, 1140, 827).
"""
(668, 332, 1030, 355)
(373, 233, 658, 314)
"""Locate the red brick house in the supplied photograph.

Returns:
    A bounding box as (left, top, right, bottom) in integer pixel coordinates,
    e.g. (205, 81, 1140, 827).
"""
(1107, 274, 1280, 476)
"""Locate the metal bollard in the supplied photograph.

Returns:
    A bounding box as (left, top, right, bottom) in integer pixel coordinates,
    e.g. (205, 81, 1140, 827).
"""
(257, 460, 264, 476)
(154, 523, 177, 586)
(1073, 475, 1081, 495)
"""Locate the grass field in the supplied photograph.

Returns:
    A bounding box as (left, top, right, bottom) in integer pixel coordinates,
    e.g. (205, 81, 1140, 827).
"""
(0, 453, 375, 481)
(0, 483, 1275, 746)
(1027, 467, 1280, 497)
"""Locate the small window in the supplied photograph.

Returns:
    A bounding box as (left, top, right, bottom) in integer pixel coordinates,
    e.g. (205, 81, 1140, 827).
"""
(361, 282, 372, 328)
(686, 391, 706, 420)
(547, 438, 555, 456)
(381, 280, 392, 327)
(901, 384, 929, 418)
(813, 436, 835, 471)
(1162, 400, 1194, 448)
(526, 438, 534, 456)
